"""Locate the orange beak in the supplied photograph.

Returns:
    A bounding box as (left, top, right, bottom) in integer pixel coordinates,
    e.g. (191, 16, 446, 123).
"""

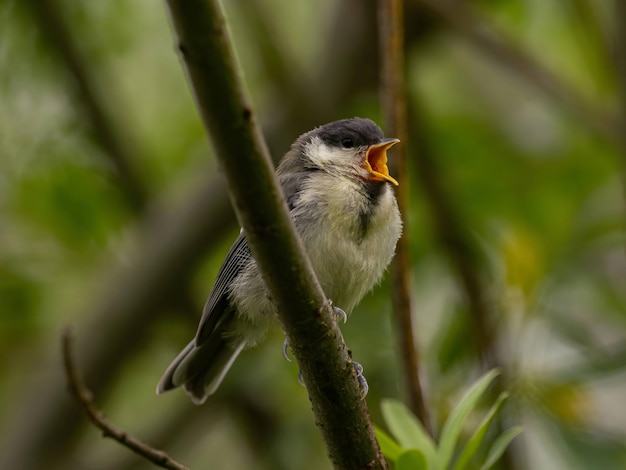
(364, 138, 400, 186)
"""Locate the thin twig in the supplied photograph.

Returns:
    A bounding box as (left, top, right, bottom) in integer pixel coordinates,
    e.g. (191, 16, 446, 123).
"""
(61, 327, 189, 470)
(378, 0, 432, 435)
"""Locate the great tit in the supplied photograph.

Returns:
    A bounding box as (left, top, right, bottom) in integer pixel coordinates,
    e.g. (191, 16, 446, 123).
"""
(157, 117, 402, 404)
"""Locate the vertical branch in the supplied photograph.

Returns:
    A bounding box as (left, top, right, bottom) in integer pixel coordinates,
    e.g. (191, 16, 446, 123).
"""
(378, 0, 431, 434)
(61, 328, 189, 470)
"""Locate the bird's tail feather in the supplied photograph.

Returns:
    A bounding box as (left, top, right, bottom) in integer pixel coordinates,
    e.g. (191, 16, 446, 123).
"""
(156, 335, 245, 405)
(184, 341, 245, 404)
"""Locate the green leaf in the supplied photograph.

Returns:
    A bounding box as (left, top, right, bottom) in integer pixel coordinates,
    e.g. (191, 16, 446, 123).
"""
(380, 399, 437, 467)
(397, 449, 428, 470)
(438, 369, 500, 469)
(452, 392, 509, 470)
(480, 427, 523, 470)
(375, 425, 403, 462)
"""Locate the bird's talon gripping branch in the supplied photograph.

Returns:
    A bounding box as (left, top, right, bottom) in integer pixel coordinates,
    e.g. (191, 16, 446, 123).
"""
(329, 299, 348, 324)
(353, 361, 369, 398)
(295, 361, 368, 398)
(282, 337, 291, 362)
(284, 300, 346, 364)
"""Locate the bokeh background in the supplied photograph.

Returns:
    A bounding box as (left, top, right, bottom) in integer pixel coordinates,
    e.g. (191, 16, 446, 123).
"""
(1, 0, 626, 469)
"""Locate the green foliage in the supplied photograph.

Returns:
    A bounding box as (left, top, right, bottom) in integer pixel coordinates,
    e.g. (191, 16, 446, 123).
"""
(377, 370, 521, 470)
(378, 400, 437, 466)
(397, 449, 428, 470)
(452, 392, 509, 470)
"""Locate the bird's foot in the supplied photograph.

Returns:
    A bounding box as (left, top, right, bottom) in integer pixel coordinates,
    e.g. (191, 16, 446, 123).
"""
(282, 337, 291, 362)
(281, 300, 346, 363)
(283, 300, 365, 397)
(329, 299, 347, 324)
(296, 362, 368, 398)
(352, 361, 369, 398)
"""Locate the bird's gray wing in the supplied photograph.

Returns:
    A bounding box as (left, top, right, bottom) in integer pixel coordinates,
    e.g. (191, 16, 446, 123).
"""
(194, 171, 306, 345)
(195, 232, 252, 345)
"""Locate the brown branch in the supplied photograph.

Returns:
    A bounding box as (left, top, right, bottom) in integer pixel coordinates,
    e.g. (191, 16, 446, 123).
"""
(417, 0, 622, 141)
(99, 390, 287, 470)
(164, 0, 386, 468)
(378, 0, 431, 435)
(61, 327, 188, 470)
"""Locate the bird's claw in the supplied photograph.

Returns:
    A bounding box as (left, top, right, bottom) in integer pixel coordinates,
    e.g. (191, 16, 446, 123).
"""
(282, 300, 345, 362)
(329, 299, 347, 324)
(284, 301, 364, 396)
(282, 337, 291, 362)
(353, 361, 369, 398)
(295, 361, 368, 398)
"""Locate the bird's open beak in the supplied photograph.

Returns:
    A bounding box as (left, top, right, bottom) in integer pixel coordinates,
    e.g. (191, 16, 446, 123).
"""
(364, 138, 400, 186)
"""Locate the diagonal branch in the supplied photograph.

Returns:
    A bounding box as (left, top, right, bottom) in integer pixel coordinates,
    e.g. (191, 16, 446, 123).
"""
(61, 327, 189, 470)
(378, 0, 431, 435)
(164, 0, 386, 468)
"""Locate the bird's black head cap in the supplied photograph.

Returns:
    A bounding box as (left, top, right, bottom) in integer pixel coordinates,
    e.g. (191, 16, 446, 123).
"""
(313, 118, 384, 149)
(279, 117, 388, 177)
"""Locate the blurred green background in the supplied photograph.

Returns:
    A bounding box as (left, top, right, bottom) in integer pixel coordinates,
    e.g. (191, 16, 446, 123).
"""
(1, 0, 625, 469)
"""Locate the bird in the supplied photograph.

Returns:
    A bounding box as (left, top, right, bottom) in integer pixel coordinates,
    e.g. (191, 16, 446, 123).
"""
(157, 117, 402, 404)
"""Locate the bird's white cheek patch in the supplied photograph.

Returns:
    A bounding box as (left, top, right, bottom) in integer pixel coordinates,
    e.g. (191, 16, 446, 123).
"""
(304, 137, 352, 168)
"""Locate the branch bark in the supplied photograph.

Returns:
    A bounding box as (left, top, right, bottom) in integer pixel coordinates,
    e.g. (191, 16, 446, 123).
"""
(164, 0, 386, 468)
(378, 0, 431, 434)
(62, 328, 189, 470)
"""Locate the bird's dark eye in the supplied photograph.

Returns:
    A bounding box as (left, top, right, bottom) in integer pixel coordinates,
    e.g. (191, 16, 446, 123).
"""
(341, 137, 354, 148)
